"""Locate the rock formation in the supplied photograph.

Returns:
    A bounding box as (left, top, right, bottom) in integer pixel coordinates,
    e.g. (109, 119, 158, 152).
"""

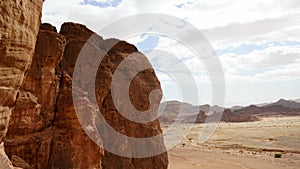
(97, 38, 168, 169)
(5, 23, 70, 169)
(218, 109, 258, 123)
(0, 0, 43, 145)
(47, 22, 104, 169)
(3, 21, 168, 169)
(159, 101, 258, 124)
(182, 109, 258, 124)
(0, 0, 44, 168)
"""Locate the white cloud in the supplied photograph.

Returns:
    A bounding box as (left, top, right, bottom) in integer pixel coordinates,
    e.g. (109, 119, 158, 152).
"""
(255, 63, 300, 81)
(220, 44, 300, 83)
(203, 13, 300, 50)
(42, 0, 300, 106)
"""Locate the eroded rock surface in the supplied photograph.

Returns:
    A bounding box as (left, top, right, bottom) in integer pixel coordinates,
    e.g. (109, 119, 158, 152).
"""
(47, 22, 104, 169)
(97, 39, 168, 169)
(0, 0, 44, 168)
(0, 0, 43, 144)
(4, 22, 168, 169)
(4, 24, 67, 169)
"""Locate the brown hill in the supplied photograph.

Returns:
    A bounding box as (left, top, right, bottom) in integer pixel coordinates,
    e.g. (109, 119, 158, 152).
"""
(159, 101, 224, 115)
(265, 99, 300, 109)
(234, 104, 300, 117)
(159, 101, 256, 124)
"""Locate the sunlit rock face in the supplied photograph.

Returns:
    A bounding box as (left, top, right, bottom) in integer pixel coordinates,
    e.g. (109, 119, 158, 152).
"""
(3, 21, 168, 169)
(0, 1, 43, 168)
(0, 0, 43, 144)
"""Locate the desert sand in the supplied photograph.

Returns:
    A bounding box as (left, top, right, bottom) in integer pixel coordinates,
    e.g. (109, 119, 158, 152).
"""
(164, 116, 300, 169)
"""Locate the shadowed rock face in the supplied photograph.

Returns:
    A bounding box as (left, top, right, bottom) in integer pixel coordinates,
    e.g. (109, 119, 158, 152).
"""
(4, 24, 68, 169)
(4, 22, 168, 169)
(4, 23, 104, 169)
(96, 39, 168, 169)
(47, 23, 104, 169)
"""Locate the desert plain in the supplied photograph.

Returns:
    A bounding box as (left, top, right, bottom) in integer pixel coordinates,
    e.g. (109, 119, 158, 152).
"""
(164, 116, 300, 169)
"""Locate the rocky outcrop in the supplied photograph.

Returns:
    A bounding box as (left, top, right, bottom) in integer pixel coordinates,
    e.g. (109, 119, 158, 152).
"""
(183, 109, 259, 123)
(47, 22, 104, 169)
(0, 0, 43, 168)
(97, 38, 168, 169)
(4, 23, 104, 169)
(158, 101, 226, 124)
(3, 22, 168, 169)
(0, 0, 43, 144)
(218, 109, 258, 123)
(4, 24, 67, 169)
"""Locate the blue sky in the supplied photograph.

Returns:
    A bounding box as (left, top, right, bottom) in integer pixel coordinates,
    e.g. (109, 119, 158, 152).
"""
(81, 0, 121, 8)
(42, 0, 300, 107)
(137, 35, 159, 53)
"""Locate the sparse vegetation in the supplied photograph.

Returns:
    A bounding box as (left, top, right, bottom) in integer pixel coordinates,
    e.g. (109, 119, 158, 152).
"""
(268, 138, 277, 142)
(274, 153, 282, 158)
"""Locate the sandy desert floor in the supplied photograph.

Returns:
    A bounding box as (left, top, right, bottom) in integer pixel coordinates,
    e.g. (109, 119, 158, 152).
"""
(163, 116, 300, 169)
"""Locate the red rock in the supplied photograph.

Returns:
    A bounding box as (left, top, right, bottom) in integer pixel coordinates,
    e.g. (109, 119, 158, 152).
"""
(60, 22, 97, 42)
(0, 0, 43, 143)
(3, 20, 168, 169)
(0, 0, 43, 167)
(4, 24, 66, 169)
(96, 39, 168, 169)
(40, 23, 57, 32)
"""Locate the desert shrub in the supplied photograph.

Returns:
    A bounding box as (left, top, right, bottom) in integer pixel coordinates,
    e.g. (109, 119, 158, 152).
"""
(274, 153, 282, 158)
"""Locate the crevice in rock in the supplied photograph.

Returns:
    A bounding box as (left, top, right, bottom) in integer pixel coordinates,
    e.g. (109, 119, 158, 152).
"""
(12, 91, 20, 109)
(52, 63, 63, 126)
(46, 62, 63, 169)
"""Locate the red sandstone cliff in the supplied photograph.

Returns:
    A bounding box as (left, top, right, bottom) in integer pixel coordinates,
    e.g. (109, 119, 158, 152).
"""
(0, 0, 44, 168)
(3, 22, 168, 169)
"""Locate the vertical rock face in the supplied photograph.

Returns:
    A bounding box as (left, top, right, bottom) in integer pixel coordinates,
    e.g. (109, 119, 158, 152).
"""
(0, 0, 43, 144)
(46, 23, 104, 169)
(5, 23, 105, 169)
(4, 24, 67, 169)
(3, 21, 168, 168)
(0, 0, 43, 168)
(96, 39, 168, 169)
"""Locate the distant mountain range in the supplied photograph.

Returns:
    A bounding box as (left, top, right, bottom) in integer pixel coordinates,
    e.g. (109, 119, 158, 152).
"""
(159, 98, 300, 124)
(265, 99, 300, 109)
(230, 98, 300, 110)
(233, 99, 300, 117)
(159, 101, 225, 124)
(253, 98, 300, 108)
